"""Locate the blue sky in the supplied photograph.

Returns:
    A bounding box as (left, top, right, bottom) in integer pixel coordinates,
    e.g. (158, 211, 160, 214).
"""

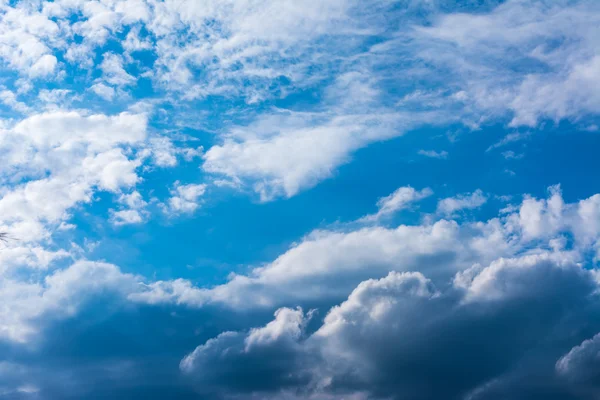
(1, 0, 600, 399)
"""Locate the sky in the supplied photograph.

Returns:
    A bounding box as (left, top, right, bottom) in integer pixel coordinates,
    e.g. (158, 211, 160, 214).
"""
(1, 0, 600, 399)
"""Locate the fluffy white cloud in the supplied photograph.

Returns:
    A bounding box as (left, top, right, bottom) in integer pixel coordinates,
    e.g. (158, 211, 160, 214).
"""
(99, 52, 136, 86)
(0, 89, 30, 113)
(0, 108, 154, 324)
(110, 209, 144, 226)
(90, 82, 115, 101)
(131, 186, 600, 310)
(162, 182, 207, 215)
(0, 111, 147, 242)
(109, 191, 149, 226)
(0, 3, 63, 78)
(0, 260, 138, 343)
(29, 54, 57, 77)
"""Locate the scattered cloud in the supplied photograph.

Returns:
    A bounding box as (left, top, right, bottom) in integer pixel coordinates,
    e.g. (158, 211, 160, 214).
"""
(360, 186, 433, 222)
(162, 182, 207, 215)
(418, 149, 449, 159)
(131, 186, 600, 310)
(501, 150, 524, 160)
(90, 83, 115, 101)
(437, 189, 487, 215)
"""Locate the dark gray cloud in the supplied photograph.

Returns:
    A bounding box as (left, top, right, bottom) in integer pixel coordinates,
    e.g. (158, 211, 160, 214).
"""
(180, 253, 600, 399)
(555, 331, 600, 399)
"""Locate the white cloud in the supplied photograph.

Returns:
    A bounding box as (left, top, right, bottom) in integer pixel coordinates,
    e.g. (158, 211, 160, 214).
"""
(0, 89, 30, 113)
(0, 110, 147, 243)
(414, 0, 600, 127)
(0, 109, 155, 337)
(122, 26, 152, 53)
(118, 191, 146, 209)
(132, 186, 600, 310)
(109, 191, 148, 226)
(99, 52, 136, 86)
(110, 209, 144, 226)
(37, 89, 72, 108)
(0, 260, 138, 343)
(90, 83, 115, 101)
(0, 245, 69, 275)
(146, 0, 363, 101)
(130, 220, 469, 308)
(487, 131, 531, 152)
(29, 54, 57, 77)
(203, 74, 448, 201)
(418, 149, 448, 159)
(244, 307, 312, 351)
(0, 4, 62, 79)
(360, 186, 433, 222)
(437, 189, 487, 216)
(145, 137, 178, 167)
(162, 182, 207, 215)
(0, 0, 596, 136)
(507, 185, 563, 241)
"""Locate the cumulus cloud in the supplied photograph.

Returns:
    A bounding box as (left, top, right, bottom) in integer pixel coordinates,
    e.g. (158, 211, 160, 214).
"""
(3, 184, 600, 397)
(0, 3, 62, 79)
(90, 82, 116, 101)
(162, 182, 207, 215)
(0, 111, 147, 242)
(131, 186, 600, 311)
(180, 307, 315, 397)
(109, 191, 148, 226)
(0, 260, 138, 343)
(99, 52, 136, 87)
(556, 332, 600, 398)
(0, 89, 30, 113)
(110, 209, 144, 226)
(180, 252, 600, 399)
(0, 109, 156, 338)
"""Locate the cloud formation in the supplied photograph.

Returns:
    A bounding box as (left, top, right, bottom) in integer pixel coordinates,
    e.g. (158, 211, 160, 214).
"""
(0, 1, 600, 399)
(180, 252, 600, 399)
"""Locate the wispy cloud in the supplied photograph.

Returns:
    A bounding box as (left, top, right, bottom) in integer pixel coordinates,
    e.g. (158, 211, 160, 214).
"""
(360, 186, 433, 222)
(437, 189, 487, 216)
(418, 149, 449, 159)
